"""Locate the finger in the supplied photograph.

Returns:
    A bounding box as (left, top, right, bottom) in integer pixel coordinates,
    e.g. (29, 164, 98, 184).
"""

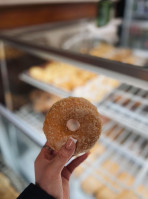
(61, 153, 89, 180)
(36, 142, 54, 161)
(52, 137, 77, 171)
(66, 152, 89, 174)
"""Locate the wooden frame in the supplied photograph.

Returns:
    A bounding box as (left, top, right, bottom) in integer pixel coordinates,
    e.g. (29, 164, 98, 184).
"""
(0, 3, 97, 30)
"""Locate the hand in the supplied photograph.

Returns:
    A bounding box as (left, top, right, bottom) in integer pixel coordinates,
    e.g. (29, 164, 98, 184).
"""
(35, 137, 89, 199)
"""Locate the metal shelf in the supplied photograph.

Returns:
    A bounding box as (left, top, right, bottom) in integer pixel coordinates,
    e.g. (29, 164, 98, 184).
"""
(133, 14, 148, 20)
(0, 104, 46, 146)
(98, 84, 148, 139)
(15, 104, 44, 135)
(72, 121, 148, 199)
(20, 73, 71, 98)
(130, 20, 148, 28)
(101, 121, 148, 164)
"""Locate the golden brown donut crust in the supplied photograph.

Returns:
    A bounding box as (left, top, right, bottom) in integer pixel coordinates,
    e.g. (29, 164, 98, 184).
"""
(43, 97, 102, 155)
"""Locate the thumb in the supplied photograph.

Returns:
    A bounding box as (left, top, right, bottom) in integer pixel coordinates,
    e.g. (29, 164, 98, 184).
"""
(52, 137, 77, 171)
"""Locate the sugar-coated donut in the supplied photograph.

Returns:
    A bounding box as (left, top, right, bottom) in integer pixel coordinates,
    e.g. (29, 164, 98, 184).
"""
(43, 97, 102, 155)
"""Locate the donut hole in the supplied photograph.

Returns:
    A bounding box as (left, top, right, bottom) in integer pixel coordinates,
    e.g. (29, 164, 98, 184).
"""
(66, 119, 80, 132)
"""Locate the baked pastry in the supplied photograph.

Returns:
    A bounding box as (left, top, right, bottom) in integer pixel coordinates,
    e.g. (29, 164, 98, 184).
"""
(101, 160, 119, 174)
(0, 173, 10, 188)
(115, 190, 138, 199)
(0, 173, 19, 199)
(83, 144, 105, 166)
(73, 76, 119, 103)
(89, 42, 146, 67)
(109, 49, 132, 62)
(0, 47, 24, 60)
(92, 143, 106, 156)
(90, 43, 115, 58)
(95, 170, 120, 191)
(84, 153, 96, 166)
(29, 62, 96, 91)
(95, 187, 117, 199)
(81, 175, 104, 194)
(30, 90, 60, 113)
(101, 115, 110, 125)
(29, 66, 45, 81)
(138, 185, 148, 198)
(123, 55, 147, 66)
(73, 165, 84, 177)
(43, 97, 102, 155)
(117, 172, 134, 186)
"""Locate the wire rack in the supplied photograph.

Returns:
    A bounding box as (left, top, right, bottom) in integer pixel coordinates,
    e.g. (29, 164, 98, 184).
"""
(74, 148, 148, 199)
(15, 104, 45, 136)
(98, 83, 148, 138)
(73, 120, 148, 199)
(14, 104, 46, 146)
(20, 73, 71, 98)
(102, 121, 148, 163)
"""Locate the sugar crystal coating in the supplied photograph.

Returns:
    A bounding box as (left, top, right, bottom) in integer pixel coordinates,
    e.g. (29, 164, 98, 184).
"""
(43, 97, 102, 155)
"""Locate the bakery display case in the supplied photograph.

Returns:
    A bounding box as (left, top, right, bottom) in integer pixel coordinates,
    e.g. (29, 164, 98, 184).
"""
(0, 18, 148, 199)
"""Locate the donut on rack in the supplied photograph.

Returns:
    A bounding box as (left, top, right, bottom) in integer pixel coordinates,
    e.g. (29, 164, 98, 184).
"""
(43, 97, 102, 155)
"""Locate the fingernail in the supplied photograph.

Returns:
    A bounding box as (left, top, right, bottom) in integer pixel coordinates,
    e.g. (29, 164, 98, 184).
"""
(65, 137, 77, 150)
(70, 137, 77, 144)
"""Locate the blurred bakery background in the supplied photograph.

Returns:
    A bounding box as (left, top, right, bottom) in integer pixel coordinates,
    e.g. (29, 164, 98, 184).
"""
(0, 0, 148, 199)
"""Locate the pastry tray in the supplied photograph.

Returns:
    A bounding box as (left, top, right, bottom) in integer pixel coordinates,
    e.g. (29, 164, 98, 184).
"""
(98, 83, 148, 139)
(20, 72, 71, 98)
(19, 71, 120, 105)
